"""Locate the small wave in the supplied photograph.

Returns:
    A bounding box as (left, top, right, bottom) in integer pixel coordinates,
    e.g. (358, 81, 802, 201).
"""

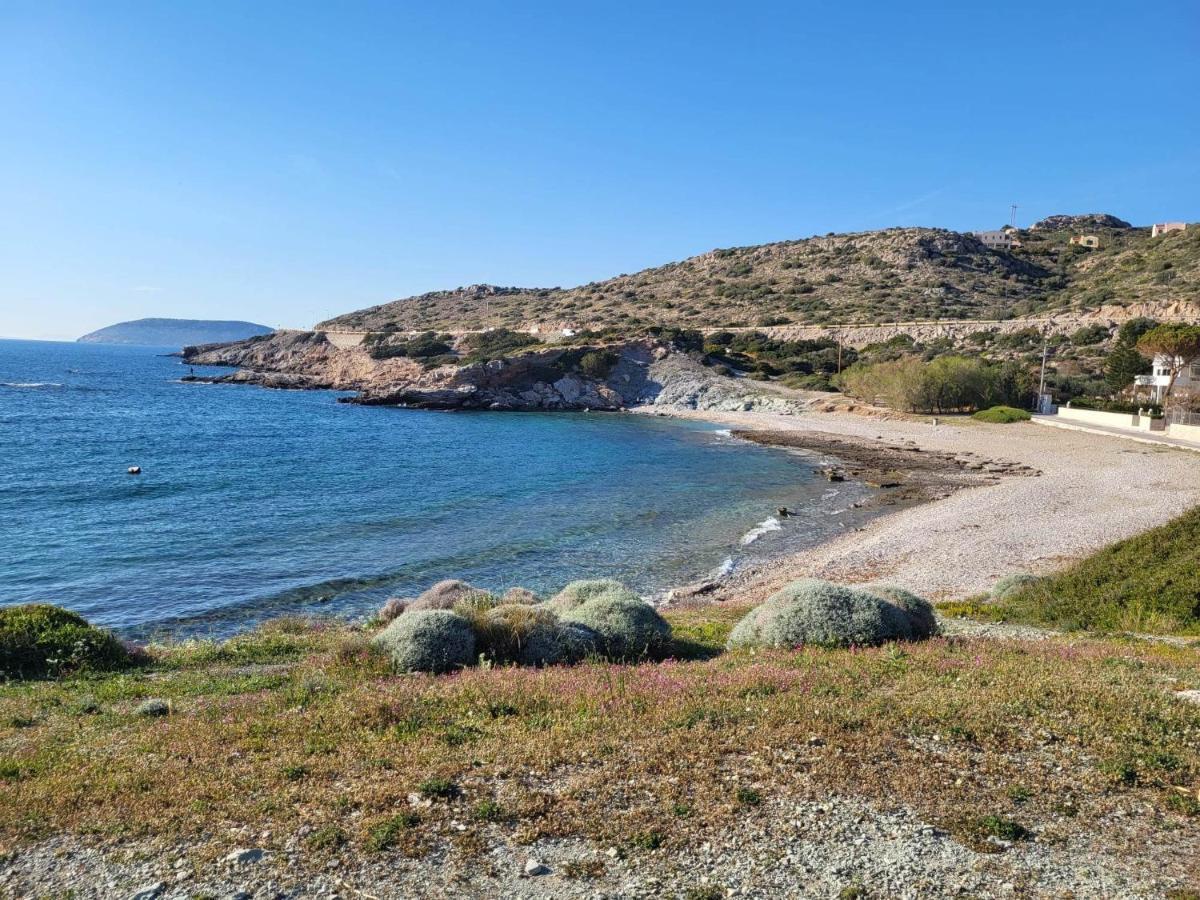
(712, 428, 732, 438)
(740, 516, 782, 546)
(0, 381, 64, 388)
(713, 556, 735, 577)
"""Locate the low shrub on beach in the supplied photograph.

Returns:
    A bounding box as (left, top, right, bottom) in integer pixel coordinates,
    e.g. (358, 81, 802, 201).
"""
(376, 597, 409, 623)
(408, 580, 478, 612)
(544, 579, 637, 614)
(0, 604, 133, 679)
(371, 609, 476, 674)
(727, 579, 926, 650)
(973, 405, 1032, 424)
(475, 604, 576, 667)
(864, 585, 939, 638)
(560, 591, 672, 661)
(501, 587, 540, 605)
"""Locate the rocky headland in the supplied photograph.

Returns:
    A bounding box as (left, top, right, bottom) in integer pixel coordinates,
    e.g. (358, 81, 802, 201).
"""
(182, 330, 804, 415)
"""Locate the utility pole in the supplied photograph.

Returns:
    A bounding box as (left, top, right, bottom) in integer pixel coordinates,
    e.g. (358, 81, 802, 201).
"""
(1009, 204, 1018, 228)
(1037, 341, 1049, 410)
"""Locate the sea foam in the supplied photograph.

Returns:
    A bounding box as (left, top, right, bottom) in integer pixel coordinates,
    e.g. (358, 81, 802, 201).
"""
(740, 516, 782, 545)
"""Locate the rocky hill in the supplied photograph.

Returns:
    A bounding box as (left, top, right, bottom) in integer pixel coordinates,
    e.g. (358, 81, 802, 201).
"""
(318, 215, 1197, 334)
(78, 317, 273, 347)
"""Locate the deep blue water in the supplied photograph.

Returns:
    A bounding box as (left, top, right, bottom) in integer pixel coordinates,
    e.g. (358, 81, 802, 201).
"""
(0, 339, 875, 636)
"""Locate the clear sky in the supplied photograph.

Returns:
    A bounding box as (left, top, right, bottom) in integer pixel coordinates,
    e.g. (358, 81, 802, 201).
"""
(2, 1, 1197, 340)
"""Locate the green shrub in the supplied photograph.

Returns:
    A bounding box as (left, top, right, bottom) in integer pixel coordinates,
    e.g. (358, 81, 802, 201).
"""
(135, 698, 170, 717)
(864, 585, 939, 638)
(449, 590, 501, 618)
(973, 405, 1031, 424)
(991, 574, 1040, 600)
(989, 504, 1200, 634)
(461, 329, 541, 363)
(578, 350, 618, 380)
(371, 610, 476, 673)
(561, 591, 671, 661)
(544, 579, 638, 614)
(0, 604, 132, 679)
(727, 579, 915, 650)
(365, 813, 420, 851)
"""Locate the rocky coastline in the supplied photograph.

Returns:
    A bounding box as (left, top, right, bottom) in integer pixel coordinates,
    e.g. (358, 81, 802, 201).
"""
(181, 330, 806, 415)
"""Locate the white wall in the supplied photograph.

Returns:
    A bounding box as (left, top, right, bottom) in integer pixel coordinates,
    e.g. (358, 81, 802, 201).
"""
(1167, 423, 1200, 443)
(1056, 407, 1138, 428)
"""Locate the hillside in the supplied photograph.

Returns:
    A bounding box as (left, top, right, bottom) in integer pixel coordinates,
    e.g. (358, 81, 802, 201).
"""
(318, 216, 1198, 333)
(77, 317, 273, 347)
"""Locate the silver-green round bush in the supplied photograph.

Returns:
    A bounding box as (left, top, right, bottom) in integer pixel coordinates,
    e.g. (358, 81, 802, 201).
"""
(408, 579, 477, 612)
(372, 609, 476, 673)
(557, 621, 601, 662)
(991, 573, 1040, 600)
(726, 579, 913, 650)
(544, 578, 637, 614)
(561, 592, 671, 661)
(865, 584, 939, 638)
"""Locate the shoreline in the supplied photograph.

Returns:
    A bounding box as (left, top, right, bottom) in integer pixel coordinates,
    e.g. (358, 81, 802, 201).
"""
(638, 401, 1200, 603)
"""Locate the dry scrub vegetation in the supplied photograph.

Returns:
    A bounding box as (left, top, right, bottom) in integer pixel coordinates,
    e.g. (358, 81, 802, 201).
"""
(0, 605, 1197, 874)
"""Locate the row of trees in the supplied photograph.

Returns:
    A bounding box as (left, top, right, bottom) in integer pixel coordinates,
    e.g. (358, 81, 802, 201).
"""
(838, 356, 1035, 414)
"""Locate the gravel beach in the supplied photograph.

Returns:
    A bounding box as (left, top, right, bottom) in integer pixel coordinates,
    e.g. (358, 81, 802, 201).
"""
(648, 404, 1200, 602)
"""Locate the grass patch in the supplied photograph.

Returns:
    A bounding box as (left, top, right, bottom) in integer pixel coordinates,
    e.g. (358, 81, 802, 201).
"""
(0, 609, 1195, 868)
(993, 504, 1200, 634)
(365, 813, 421, 852)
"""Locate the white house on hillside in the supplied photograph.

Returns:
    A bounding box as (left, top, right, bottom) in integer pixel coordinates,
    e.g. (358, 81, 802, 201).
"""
(1151, 222, 1187, 238)
(1136, 352, 1200, 402)
(973, 229, 1013, 250)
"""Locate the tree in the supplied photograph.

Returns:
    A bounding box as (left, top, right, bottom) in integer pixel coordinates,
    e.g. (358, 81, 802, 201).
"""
(1104, 317, 1157, 394)
(1136, 324, 1200, 401)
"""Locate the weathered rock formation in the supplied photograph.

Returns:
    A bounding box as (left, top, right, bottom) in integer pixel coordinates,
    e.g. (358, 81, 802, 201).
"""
(182, 332, 804, 414)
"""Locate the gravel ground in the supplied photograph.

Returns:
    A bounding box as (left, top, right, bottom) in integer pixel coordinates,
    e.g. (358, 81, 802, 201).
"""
(4, 790, 1192, 899)
(645, 405, 1200, 601)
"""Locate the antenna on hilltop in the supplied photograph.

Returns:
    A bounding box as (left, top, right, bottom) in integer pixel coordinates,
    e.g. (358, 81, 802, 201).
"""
(1009, 204, 1018, 228)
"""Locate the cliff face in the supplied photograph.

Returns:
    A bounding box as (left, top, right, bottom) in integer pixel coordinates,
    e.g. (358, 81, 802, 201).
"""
(182, 331, 800, 414)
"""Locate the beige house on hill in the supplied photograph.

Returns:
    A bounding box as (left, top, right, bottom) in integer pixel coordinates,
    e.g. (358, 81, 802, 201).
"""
(1151, 222, 1187, 238)
(1069, 234, 1100, 249)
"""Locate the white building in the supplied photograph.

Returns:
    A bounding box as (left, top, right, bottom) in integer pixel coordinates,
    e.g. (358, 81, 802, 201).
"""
(973, 229, 1013, 250)
(1151, 222, 1187, 238)
(1135, 352, 1200, 403)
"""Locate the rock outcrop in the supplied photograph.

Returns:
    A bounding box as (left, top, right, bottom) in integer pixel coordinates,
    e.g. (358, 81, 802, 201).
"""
(182, 332, 802, 414)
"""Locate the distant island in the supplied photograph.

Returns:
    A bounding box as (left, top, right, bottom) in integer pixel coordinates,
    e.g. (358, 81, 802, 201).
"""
(77, 317, 273, 347)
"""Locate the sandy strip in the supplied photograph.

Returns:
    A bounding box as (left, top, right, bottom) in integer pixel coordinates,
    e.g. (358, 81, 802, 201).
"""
(638, 405, 1200, 601)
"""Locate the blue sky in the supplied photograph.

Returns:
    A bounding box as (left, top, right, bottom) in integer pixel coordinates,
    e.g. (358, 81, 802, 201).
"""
(2, 1, 1197, 339)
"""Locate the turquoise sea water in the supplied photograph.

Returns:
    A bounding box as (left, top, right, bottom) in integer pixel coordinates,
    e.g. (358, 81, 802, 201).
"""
(0, 339, 876, 636)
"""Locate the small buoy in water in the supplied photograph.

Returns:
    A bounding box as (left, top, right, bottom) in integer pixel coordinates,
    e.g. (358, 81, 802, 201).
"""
(127, 466, 141, 475)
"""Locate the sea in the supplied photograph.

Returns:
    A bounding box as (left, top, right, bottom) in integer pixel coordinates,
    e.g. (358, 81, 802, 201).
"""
(0, 339, 878, 637)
